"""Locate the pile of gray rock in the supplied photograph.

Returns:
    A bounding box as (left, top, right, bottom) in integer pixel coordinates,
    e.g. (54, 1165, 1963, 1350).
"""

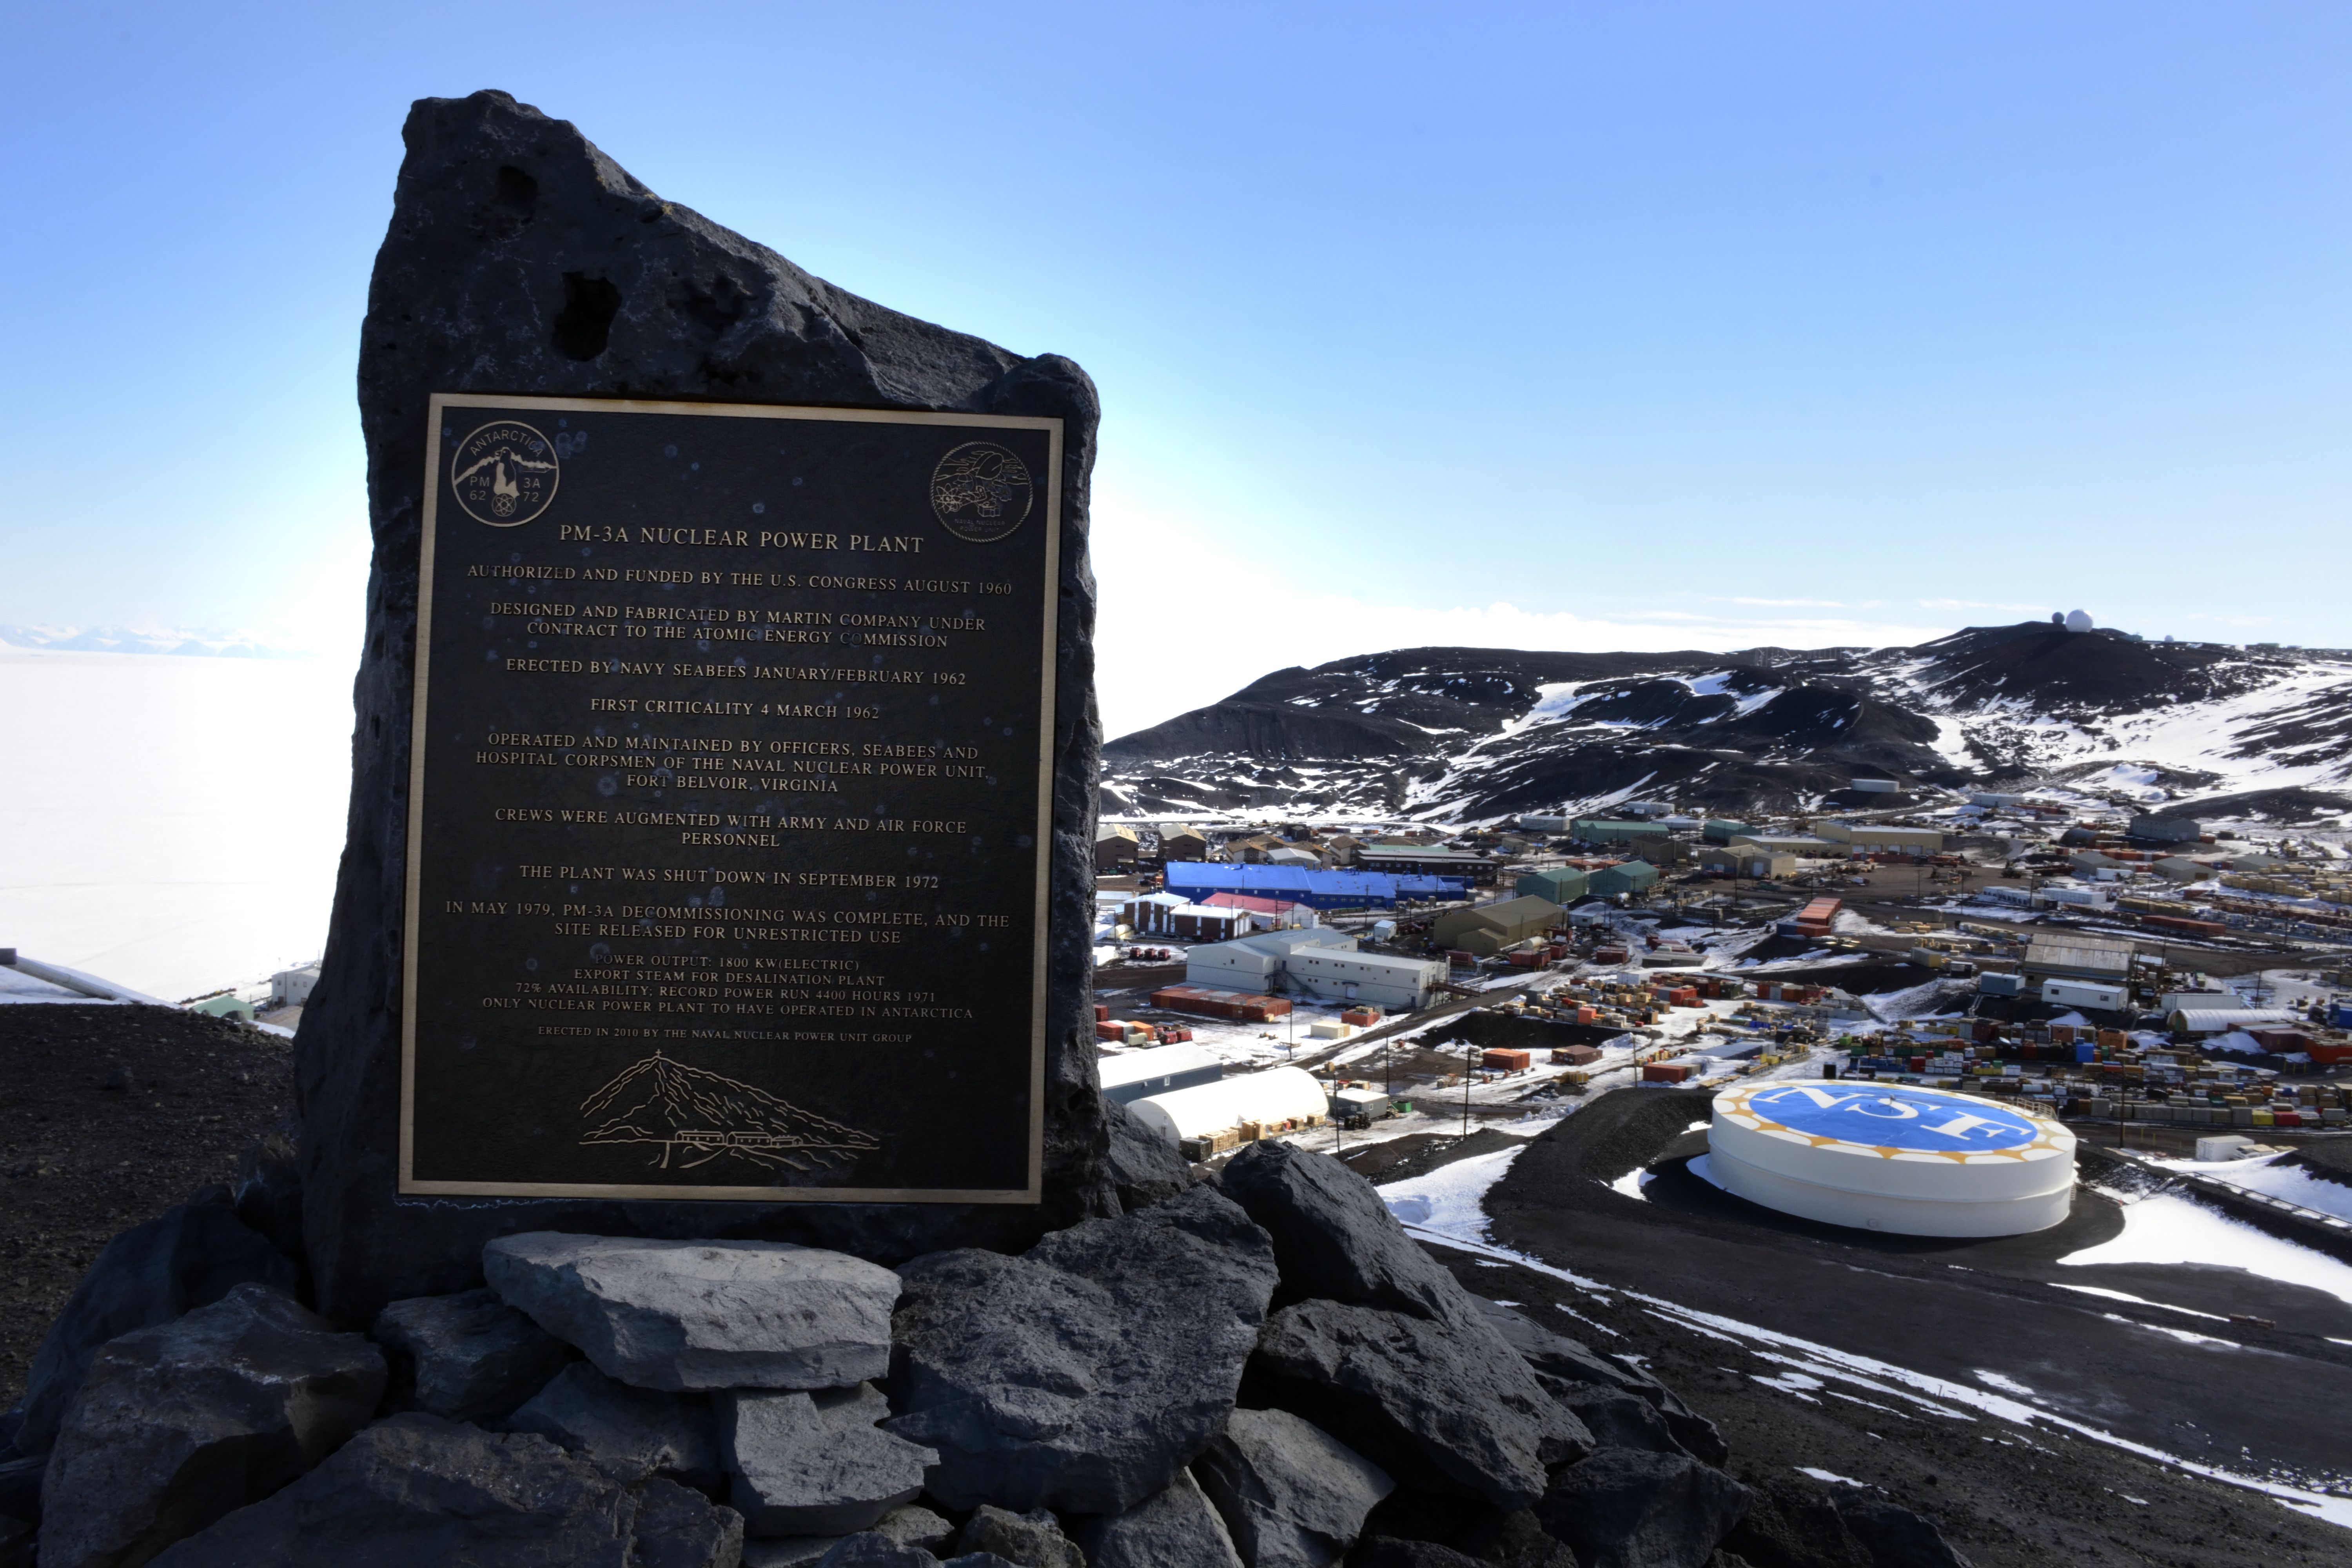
(0, 1134, 1968, 1568)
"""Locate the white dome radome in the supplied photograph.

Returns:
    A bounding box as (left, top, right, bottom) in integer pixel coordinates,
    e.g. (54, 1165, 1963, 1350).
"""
(2064, 610, 2094, 633)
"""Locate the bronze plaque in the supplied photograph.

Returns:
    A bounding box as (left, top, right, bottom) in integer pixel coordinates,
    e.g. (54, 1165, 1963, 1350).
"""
(399, 396, 1060, 1201)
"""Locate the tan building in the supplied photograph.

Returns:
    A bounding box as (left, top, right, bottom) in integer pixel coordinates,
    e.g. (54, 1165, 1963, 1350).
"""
(1731, 835, 1846, 859)
(1096, 824, 1140, 872)
(1156, 825, 1209, 863)
(1224, 834, 1292, 864)
(1810, 820, 1945, 854)
(1696, 842, 1795, 878)
(1430, 894, 1563, 957)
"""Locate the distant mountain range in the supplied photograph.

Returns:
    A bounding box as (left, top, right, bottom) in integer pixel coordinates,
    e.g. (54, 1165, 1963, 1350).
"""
(1101, 622, 2352, 826)
(0, 624, 307, 659)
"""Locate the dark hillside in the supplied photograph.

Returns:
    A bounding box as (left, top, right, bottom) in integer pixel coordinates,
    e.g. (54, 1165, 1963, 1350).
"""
(1100, 626, 2352, 823)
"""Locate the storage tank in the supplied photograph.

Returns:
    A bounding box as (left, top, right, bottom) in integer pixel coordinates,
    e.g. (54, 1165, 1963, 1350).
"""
(1705, 1080, 2075, 1237)
(1127, 1066, 1329, 1146)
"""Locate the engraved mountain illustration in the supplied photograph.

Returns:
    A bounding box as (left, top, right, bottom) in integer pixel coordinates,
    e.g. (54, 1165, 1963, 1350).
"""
(579, 1051, 882, 1174)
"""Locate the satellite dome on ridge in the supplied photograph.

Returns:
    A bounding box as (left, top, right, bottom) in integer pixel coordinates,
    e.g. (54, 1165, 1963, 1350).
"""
(2064, 609, 2095, 632)
(1705, 1080, 2076, 1237)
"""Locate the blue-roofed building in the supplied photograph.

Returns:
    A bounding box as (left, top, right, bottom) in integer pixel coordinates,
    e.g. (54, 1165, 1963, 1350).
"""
(1162, 861, 1466, 910)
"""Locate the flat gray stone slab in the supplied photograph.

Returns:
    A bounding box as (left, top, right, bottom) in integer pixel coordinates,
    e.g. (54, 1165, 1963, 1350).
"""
(484, 1233, 898, 1392)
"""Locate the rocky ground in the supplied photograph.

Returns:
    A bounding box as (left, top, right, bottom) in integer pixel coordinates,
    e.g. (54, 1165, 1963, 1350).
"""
(7, 999, 2350, 1566)
(0, 1004, 294, 1410)
(1462, 1090, 2352, 1565)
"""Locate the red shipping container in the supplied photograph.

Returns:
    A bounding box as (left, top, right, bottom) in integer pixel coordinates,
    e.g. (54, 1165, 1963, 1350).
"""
(1341, 1007, 1383, 1027)
(1095, 1020, 1128, 1042)
(1094, 1004, 1109, 1022)
(1150, 984, 1292, 1021)
(1482, 1049, 1533, 1071)
(1641, 1062, 1694, 1083)
(1552, 1045, 1601, 1065)
(1669, 987, 1699, 1007)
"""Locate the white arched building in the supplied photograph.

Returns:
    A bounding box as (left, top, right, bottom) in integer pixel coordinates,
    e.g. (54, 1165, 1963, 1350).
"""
(1127, 1066, 1329, 1150)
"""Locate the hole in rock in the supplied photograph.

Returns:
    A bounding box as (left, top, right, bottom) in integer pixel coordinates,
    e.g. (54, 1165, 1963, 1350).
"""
(554, 273, 622, 361)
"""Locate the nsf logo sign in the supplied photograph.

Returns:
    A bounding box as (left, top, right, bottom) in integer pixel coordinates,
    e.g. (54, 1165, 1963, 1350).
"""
(1742, 1083, 2040, 1152)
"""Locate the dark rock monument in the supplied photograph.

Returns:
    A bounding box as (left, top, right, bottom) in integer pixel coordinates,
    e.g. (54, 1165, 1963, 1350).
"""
(299, 88, 1107, 1324)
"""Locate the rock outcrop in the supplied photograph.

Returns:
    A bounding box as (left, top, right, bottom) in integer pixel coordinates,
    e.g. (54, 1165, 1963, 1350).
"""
(502, 1363, 722, 1490)
(1066, 1470, 1243, 1568)
(299, 86, 1107, 1324)
(885, 1184, 1279, 1513)
(1192, 1407, 1394, 1568)
(1532, 1448, 1750, 1568)
(14, 1194, 296, 1455)
(37, 1285, 385, 1568)
(372, 1287, 570, 1423)
(719, 1384, 936, 1537)
(144, 1414, 741, 1568)
(1218, 1144, 1592, 1508)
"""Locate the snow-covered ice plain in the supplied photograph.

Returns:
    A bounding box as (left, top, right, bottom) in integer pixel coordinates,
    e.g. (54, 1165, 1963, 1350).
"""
(0, 649, 355, 1000)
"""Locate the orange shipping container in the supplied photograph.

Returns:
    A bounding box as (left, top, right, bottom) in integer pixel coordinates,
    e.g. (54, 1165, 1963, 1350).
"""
(1482, 1048, 1533, 1072)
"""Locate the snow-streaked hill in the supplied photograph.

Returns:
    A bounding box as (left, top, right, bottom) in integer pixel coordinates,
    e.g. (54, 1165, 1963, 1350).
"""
(1100, 622, 2352, 824)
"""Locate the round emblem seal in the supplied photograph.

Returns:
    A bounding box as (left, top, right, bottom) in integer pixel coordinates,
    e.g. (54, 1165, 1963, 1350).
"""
(929, 441, 1033, 542)
(450, 421, 560, 526)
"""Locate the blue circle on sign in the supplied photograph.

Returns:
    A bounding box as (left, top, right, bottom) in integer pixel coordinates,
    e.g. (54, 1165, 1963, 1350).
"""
(1740, 1083, 2041, 1151)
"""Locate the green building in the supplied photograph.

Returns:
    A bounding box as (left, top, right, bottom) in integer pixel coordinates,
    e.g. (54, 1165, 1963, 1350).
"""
(1701, 819, 1751, 844)
(1431, 895, 1564, 956)
(1587, 860, 1661, 897)
(1515, 866, 1589, 903)
(1572, 819, 1670, 845)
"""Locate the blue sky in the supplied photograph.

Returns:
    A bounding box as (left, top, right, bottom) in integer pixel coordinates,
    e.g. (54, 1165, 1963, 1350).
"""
(1, 2, 2343, 735)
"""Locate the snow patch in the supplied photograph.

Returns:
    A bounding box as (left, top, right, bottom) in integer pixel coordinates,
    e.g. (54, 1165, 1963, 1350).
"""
(2060, 1193, 2352, 1306)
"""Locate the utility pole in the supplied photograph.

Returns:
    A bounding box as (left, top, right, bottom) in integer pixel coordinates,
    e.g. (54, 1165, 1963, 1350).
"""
(1463, 1038, 1474, 1137)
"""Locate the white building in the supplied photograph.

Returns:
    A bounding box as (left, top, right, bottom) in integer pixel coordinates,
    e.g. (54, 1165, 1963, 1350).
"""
(1186, 927, 1356, 992)
(1098, 1043, 1225, 1105)
(272, 964, 322, 1007)
(1285, 948, 1448, 1011)
(1184, 926, 1444, 1011)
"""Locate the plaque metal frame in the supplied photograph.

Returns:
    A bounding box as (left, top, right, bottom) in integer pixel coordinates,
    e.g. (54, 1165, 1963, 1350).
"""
(397, 393, 1063, 1203)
